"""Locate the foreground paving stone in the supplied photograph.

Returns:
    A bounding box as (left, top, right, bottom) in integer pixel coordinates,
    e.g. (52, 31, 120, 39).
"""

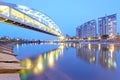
(0, 43, 22, 80)
(0, 63, 22, 73)
(0, 73, 21, 80)
(0, 52, 19, 62)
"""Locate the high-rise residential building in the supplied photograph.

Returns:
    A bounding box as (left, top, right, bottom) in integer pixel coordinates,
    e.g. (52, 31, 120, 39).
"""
(76, 20, 96, 38)
(98, 14, 117, 37)
(76, 25, 83, 38)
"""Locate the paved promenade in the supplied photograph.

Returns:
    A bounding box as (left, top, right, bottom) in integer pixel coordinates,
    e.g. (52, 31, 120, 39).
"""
(0, 42, 22, 80)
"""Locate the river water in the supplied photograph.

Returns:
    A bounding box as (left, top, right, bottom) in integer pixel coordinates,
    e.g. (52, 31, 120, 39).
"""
(13, 43, 120, 80)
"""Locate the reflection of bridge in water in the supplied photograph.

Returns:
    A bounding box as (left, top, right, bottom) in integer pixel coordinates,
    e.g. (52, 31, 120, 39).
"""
(20, 44, 64, 77)
(64, 43, 119, 70)
(0, 2, 63, 37)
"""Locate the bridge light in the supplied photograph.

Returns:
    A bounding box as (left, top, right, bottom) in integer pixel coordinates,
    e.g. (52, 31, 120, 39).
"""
(98, 37, 101, 39)
(88, 37, 91, 40)
(17, 5, 30, 10)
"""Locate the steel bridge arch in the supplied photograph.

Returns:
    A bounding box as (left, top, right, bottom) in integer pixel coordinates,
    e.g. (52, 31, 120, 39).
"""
(0, 2, 63, 37)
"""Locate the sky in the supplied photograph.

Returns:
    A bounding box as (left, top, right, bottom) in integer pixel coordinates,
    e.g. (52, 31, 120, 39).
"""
(0, 0, 120, 40)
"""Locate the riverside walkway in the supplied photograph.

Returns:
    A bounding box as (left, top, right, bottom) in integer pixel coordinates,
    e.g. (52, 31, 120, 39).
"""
(0, 42, 22, 80)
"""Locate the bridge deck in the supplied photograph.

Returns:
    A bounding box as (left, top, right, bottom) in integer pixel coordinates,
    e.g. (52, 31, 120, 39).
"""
(0, 2, 63, 37)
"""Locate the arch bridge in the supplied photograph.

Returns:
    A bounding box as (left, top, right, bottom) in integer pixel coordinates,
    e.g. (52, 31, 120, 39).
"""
(0, 2, 63, 37)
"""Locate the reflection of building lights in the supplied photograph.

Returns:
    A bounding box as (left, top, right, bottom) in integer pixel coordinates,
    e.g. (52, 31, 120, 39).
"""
(88, 43, 91, 49)
(90, 57, 95, 63)
(16, 44, 19, 49)
(69, 44, 71, 47)
(108, 58, 116, 69)
(73, 43, 76, 47)
(109, 44, 114, 53)
(93, 57, 95, 61)
(98, 44, 101, 50)
(114, 62, 117, 68)
(79, 44, 82, 48)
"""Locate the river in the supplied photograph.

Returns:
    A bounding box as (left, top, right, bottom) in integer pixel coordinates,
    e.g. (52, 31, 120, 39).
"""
(13, 43, 120, 80)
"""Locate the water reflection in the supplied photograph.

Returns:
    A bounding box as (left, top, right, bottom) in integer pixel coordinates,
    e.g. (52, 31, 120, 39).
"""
(16, 43, 120, 80)
(20, 44, 64, 79)
(64, 43, 118, 70)
(76, 44, 96, 64)
(98, 44, 117, 69)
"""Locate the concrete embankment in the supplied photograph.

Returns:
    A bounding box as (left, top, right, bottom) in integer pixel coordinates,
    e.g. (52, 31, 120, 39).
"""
(0, 42, 22, 80)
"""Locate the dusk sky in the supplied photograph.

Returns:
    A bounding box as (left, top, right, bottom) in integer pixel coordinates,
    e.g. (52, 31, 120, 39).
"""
(0, 0, 120, 40)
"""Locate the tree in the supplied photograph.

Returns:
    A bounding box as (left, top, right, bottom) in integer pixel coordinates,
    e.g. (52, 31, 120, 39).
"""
(101, 35, 109, 39)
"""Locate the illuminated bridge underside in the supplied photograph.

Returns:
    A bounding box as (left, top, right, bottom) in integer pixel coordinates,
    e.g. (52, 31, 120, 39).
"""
(0, 2, 62, 37)
(0, 16, 57, 36)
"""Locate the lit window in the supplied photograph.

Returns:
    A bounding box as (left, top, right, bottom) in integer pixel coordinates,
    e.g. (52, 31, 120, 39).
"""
(11, 9, 24, 21)
(0, 5, 9, 16)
